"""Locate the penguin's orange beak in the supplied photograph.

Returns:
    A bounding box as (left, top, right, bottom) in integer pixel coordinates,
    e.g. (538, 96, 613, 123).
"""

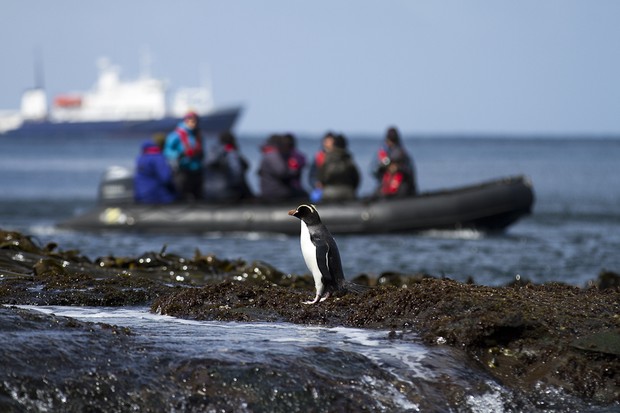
(288, 209, 297, 216)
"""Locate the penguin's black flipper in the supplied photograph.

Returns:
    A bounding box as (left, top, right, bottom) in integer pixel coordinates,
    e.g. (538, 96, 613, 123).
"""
(315, 242, 331, 283)
(326, 241, 345, 284)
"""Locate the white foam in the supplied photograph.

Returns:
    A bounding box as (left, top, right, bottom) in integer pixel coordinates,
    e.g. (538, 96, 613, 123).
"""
(201, 231, 288, 241)
(328, 326, 430, 381)
(361, 375, 421, 411)
(465, 380, 511, 413)
(419, 229, 484, 240)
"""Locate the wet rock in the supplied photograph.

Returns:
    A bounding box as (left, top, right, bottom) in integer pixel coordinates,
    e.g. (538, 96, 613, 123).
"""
(0, 230, 42, 254)
(572, 330, 620, 356)
(0, 305, 461, 413)
(33, 257, 70, 277)
(152, 279, 620, 405)
(596, 270, 620, 290)
(1, 229, 619, 408)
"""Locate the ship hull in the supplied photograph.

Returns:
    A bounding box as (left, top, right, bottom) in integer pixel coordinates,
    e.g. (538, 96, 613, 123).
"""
(2, 106, 242, 137)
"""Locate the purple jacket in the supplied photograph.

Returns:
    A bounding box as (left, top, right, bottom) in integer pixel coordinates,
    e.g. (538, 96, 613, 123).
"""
(134, 141, 177, 204)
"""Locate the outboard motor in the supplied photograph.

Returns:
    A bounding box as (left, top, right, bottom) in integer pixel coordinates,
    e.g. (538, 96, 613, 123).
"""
(98, 166, 134, 205)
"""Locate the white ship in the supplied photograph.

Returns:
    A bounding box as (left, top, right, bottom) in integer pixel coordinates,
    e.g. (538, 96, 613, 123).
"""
(0, 58, 242, 136)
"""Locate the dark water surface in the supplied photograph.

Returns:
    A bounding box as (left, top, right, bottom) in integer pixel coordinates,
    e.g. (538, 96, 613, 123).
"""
(1, 133, 620, 412)
(1, 134, 619, 286)
(4, 305, 612, 413)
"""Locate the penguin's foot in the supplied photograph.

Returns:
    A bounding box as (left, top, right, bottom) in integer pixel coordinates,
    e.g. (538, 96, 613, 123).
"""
(303, 291, 330, 304)
(303, 293, 321, 305)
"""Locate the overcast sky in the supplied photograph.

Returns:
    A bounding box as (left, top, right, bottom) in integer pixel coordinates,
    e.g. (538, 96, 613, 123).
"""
(1, 1, 619, 135)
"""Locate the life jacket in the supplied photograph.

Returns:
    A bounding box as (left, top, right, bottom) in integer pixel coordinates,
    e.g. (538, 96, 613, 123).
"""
(176, 127, 203, 158)
(314, 151, 326, 168)
(261, 144, 278, 155)
(288, 157, 299, 170)
(381, 170, 404, 195)
(143, 145, 162, 155)
(377, 147, 390, 165)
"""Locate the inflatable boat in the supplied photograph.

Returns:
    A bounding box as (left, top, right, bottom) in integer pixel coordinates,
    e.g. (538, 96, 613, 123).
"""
(58, 171, 534, 234)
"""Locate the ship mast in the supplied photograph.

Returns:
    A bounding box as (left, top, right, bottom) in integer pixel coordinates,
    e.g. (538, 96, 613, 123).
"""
(140, 47, 152, 79)
(33, 47, 45, 90)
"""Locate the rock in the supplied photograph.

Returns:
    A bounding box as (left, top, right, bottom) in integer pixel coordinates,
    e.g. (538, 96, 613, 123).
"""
(0, 229, 619, 406)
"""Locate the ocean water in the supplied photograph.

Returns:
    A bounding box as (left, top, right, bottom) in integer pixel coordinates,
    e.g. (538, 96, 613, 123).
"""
(1, 133, 619, 287)
(2, 133, 620, 411)
(12, 305, 615, 412)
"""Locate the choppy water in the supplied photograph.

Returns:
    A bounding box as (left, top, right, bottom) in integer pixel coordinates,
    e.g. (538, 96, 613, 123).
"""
(1, 133, 620, 411)
(1, 134, 619, 286)
(9, 305, 611, 413)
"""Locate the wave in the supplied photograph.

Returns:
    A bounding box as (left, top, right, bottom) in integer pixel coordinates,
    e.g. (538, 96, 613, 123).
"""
(418, 228, 484, 240)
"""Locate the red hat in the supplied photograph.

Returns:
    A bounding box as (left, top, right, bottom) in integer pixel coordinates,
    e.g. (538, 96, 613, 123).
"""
(184, 111, 199, 121)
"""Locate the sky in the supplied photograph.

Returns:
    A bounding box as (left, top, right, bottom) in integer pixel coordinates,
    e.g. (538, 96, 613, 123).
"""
(1, 1, 619, 136)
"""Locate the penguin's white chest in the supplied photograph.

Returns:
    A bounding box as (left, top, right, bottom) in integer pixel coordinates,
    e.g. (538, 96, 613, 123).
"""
(299, 221, 324, 289)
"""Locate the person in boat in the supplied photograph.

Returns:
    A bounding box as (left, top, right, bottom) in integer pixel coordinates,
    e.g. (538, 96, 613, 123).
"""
(307, 131, 336, 202)
(258, 134, 305, 201)
(133, 133, 178, 204)
(203, 131, 253, 202)
(164, 111, 204, 201)
(316, 133, 360, 202)
(282, 133, 308, 198)
(378, 159, 415, 197)
(373, 126, 416, 197)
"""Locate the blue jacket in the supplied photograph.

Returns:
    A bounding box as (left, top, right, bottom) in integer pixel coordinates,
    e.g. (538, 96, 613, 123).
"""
(134, 141, 177, 204)
(164, 122, 204, 171)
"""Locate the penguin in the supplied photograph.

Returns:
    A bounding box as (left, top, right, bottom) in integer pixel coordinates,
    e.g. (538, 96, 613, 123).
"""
(288, 204, 346, 304)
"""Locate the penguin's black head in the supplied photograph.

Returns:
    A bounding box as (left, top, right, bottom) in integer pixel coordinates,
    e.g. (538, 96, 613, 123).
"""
(288, 204, 321, 225)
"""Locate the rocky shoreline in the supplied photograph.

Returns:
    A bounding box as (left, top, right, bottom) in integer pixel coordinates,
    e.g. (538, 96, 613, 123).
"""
(1, 229, 619, 410)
